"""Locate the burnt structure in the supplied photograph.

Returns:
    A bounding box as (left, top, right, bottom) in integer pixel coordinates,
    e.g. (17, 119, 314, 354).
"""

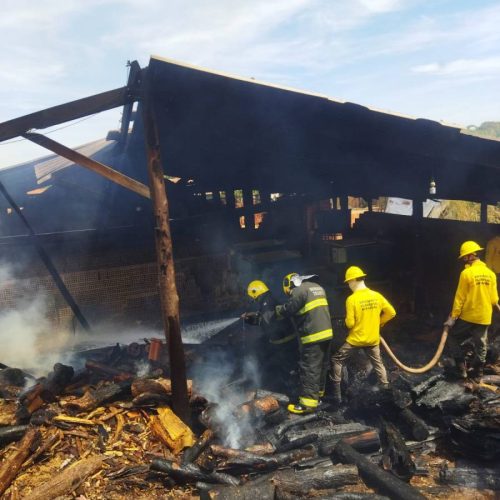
(0, 55, 498, 330)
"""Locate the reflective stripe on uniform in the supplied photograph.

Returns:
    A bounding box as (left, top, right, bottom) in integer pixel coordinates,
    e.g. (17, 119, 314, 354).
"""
(301, 328, 333, 344)
(269, 333, 296, 345)
(299, 396, 319, 408)
(318, 390, 325, 397)
(298, 298, 328, 315)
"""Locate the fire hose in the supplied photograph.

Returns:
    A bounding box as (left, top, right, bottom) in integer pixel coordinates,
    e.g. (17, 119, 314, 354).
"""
(380, 327, 449, 374)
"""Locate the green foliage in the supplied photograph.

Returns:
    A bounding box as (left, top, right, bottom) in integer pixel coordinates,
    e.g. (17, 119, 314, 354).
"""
(465, 121, 500, 139)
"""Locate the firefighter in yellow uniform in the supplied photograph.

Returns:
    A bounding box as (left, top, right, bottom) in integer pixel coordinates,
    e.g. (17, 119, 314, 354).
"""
(276, 273, 333, 414)
(444, 241, 500, 379)
(330, 266, 396, 404)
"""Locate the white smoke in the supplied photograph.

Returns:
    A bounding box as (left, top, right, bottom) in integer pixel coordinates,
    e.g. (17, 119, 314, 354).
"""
(193, 350, 262, 449)
(0, 294, 72, 377)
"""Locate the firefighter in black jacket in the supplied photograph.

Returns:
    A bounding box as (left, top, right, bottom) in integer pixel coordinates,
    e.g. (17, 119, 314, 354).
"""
(276, 273, 333, 414)
(243, 281, 298, 387)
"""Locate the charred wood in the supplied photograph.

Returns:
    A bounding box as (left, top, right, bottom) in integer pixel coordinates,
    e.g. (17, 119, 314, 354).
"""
(399, 408, 429, 442)
(275, 433, 318, 453)
(254, 389, 290, 405)
(439, 463, 500, 490)
(319, 429, 380, 456)
(182, 429, 214, 464)
(238, 395, 280, 419)
(150, 458, 240, 485)
(212, 444, 317, 473)
(263, 407, 289, 426)
(0, 427, 41, 496)
(17, 363, 74, 420)
(85, 360, 133, 381)
(0, 425, 28, 447)
(272, 462, 358, 497)
(333, 440, 425, 500)
(23, 455, 104, 500)
(199, 478, 275, 500)
(284, 421, 371, 442)
(379, 419, 416, 482)
(64, 380, 131, 412)
(131, 377, 193, 398)
(0, 368, 26, 387)
(274, 413, 322, 438)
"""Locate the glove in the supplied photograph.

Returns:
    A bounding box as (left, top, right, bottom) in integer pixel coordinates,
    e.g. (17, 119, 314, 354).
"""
(243, 312, 260, 326)
(443, 316, 456, 329)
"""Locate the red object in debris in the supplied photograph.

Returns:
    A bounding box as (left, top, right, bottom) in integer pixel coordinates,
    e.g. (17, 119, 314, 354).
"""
(148, 338, 162, 361)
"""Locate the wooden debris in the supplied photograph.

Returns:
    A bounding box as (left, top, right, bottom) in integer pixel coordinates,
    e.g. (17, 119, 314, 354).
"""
(333, 440, 425, 500)
(149, 406, 195, 454)
(0, 427, 40, 496)
(22, 455, 104, 500)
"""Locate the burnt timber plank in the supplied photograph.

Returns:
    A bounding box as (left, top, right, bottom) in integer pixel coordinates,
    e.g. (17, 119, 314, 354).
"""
(0, 87, 130, 143)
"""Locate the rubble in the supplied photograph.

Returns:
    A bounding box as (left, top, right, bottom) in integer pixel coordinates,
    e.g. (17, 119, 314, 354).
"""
(0, 327, 499, 499)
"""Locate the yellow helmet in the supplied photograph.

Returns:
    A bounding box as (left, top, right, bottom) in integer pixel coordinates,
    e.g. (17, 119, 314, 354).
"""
(283, 273, 299, 295)
(247, 280, 269, 300)
(344, 266, 367, 283)
(458, 241, 483, 259)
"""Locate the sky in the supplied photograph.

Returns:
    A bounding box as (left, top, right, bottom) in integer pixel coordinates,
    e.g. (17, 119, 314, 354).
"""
(1, 0, 500, 168)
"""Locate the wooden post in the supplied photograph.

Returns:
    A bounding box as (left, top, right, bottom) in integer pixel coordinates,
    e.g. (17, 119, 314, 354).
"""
(480, 202, 488, 224)
(141, 74, 189, 423)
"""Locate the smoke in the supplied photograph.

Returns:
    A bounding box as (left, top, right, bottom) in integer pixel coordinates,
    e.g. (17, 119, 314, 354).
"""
(0, 294, 72, 377)
(193, 350, 261, 449)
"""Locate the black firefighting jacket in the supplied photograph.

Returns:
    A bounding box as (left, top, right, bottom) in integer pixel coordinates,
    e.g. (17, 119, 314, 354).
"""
(276, 281, 333, 344)
(245, 292, 296, 344)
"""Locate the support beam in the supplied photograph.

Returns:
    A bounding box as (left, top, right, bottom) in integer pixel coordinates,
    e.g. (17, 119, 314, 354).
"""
(481, 202, 488, 224)
(23, 132, 150, 199)
(141, 73, 189, 423)
(0, 181, 91, 332)
(0, 87, 130, 143)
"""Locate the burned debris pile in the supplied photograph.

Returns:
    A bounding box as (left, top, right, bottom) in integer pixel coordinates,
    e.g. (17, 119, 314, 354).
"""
(1, 333, 500, 499)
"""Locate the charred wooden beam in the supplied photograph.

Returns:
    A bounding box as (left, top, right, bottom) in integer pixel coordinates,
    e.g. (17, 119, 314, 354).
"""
(0, 427, 41, 496)
(150, 458, 239, 486)
(0, 87, 130, 143)
(319, 429, 380, 456)
(212, 444, 317, 473)
(23, 132, 151, 199)
(0, 182, 91, 332)
(142, 70, 189, 423)
(272, 462, 359, 498)
(284, 421, 371, 442)
(333, 440, 425, 500)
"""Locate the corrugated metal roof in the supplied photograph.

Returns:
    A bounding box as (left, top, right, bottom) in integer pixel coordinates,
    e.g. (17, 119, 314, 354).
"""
(34, 138, 116, 184)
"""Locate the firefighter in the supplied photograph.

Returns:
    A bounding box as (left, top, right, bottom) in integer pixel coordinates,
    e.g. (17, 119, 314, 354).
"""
(330, 266, 396, 404)
(243, 280, 298, 385)
(275, 273, 333, 414)
(444, 241, 499, 379)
